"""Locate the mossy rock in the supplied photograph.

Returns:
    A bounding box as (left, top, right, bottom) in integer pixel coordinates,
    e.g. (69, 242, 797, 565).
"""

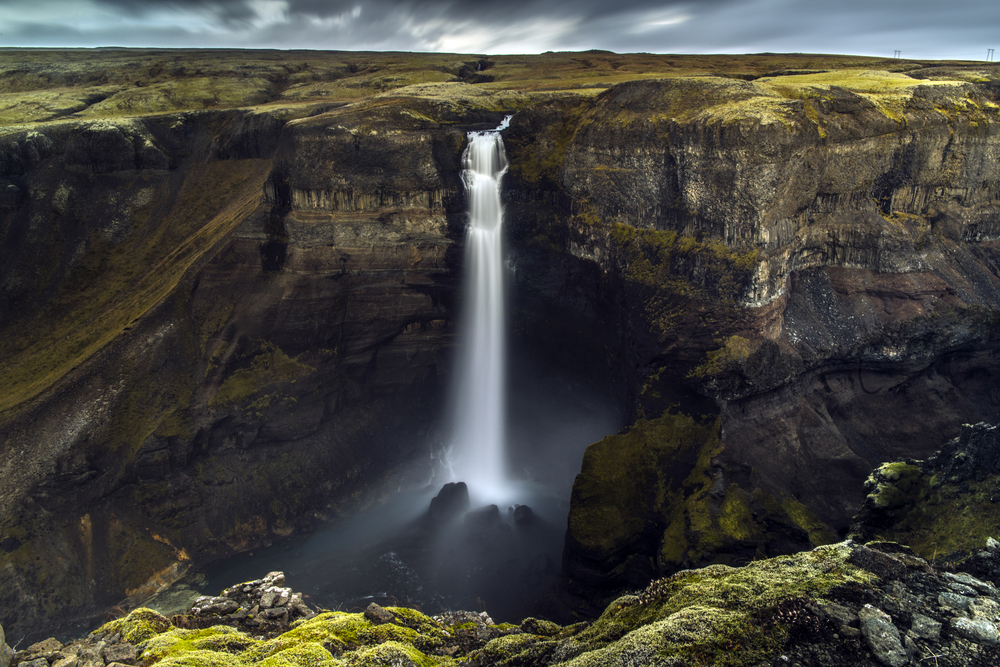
(96, 607, 172, 644)
(141, 626, 262, 663)
(153, 648, 251, 667)
(259, 642, 344, 667)
(349, 640, 439, 667)
(468, 633, 546, 665)
(566, 542, 874, 667)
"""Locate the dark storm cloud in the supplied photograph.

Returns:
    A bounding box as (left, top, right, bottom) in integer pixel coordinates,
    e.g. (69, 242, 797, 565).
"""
(0, 0, 996, 58)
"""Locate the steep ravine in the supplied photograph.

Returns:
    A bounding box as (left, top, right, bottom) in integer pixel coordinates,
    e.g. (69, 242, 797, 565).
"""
(1, 60, 1000, 640)
(0, 94, 517, 638)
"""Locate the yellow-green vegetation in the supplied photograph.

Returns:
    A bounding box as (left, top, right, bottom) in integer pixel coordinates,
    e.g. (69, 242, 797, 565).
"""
(96, 547, 875, 667)
(569, 543, 874, 667)
(757, 69, 973, 125)
(209, 341, 314, 408)
(568, 410, 721, 557)
(860, 462, 1000, 558)
(97, 606, 173, 643)
(867, 462, 923, 510)
(0, 49, 978, 131)
(0, 158, 271, 418)
(689, 336, 755, 380)
(101, 607, 451, 667)
(570, 409, 836, 574)
(609, 224, 759, 335)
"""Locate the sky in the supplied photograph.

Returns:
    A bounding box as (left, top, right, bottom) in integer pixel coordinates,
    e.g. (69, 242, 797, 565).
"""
(0, 0, 996, 61)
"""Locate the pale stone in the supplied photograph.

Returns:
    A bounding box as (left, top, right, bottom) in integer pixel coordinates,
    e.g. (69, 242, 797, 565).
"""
(859, 604, 907, 667)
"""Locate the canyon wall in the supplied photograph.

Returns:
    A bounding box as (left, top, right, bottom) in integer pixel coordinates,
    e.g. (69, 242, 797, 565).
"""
(0, 92, 511, 636)
(500, 72, 1000, 615)
(1, 61, 999, 635)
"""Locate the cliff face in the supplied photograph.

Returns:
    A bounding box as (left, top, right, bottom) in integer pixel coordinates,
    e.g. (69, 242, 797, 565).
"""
(0, 85, 520, 637)
(1, 52, 999, 637)
(502, 71, 1000, 612)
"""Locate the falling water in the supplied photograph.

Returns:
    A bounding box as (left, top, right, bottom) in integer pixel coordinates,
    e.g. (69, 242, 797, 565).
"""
(448, 117, 512, 501)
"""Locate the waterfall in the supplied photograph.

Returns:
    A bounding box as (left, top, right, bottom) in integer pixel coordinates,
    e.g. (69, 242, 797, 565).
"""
(448, 116, 512, 501)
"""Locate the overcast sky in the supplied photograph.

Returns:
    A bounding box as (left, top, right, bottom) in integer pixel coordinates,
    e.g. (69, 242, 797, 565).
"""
(0, 0, 996, 60)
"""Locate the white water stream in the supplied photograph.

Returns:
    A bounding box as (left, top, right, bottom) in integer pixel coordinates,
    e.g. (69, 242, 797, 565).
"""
(447, 117, 513, 501)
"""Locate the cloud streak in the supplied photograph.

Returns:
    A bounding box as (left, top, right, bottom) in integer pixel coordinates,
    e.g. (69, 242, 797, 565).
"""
(0, 0, 996, 60)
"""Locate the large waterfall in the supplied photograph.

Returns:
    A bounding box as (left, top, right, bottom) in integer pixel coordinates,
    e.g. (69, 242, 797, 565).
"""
(447, 117, 512, 501)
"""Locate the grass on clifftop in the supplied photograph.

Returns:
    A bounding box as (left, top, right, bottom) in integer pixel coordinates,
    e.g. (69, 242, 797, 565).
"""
(0, 49, 989, 129)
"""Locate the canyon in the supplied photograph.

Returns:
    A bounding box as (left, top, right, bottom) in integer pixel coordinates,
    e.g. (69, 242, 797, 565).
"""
(0, 49, 998, 640)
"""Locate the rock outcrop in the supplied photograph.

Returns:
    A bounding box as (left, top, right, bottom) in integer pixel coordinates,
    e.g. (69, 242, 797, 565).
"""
(851, 422, 1000, 567)
(15, 539, 1000, 667)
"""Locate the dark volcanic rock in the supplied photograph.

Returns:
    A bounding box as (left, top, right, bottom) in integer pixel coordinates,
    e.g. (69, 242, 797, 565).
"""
(925, 422, 1000, 483)
(512, 504, 534, 525)
(0, 622, 12, 667)
(464, 504, 501, 528)
(428, 482, 471, 523)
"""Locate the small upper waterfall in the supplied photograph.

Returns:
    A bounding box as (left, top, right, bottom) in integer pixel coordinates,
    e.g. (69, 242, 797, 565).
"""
(447, 116, 512, 502)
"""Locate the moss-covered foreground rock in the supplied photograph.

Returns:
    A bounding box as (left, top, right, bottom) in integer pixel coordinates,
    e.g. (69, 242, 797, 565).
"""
(563, 410, 837, 617)
(13, 539, 1000, 667)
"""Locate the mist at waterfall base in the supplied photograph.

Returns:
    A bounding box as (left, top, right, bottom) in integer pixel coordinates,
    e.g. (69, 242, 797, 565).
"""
(191, 122, 623, 623)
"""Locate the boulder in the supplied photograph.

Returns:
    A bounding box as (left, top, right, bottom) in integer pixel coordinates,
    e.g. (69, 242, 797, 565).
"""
(429, 482, 471, 523)
(0, 622, 12, 667)
(858, 604, 907, 667)
(464, 504, 501, 528)
(512, 504, 534, 526)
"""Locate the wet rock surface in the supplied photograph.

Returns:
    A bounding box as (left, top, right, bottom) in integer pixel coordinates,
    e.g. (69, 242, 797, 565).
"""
(428, 482, 471, 523)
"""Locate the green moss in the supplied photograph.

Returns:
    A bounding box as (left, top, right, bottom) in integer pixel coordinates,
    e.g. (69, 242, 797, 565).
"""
(868, 463, 922, 510)
(142, 626, 260, 662)
(259, 642, 343, 667)
(263, 611, 443, 655)
(349, 640, 440, 667)
(569, 410, 721, 557)
(469, 633, 541, 664)
(689, 336, 754, 380)
(385, 607, 449, 638)
(863, 470, 1000, 559)
(154, 649, 249, 667)
(210, 341, 314, 408)
(717, 486, 758, 542)
(779, 497, 838, 547)
(265, 613, 352, 653)
(97, 607, 173, 644)
(571, 542, 874, 666)
(520, 617, 563, 637)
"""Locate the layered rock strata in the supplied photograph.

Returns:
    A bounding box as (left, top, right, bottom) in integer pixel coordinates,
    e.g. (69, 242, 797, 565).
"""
(0, 93, 506, 638)
(505, 72, 1000, 609)
(2, 57, 1000, 641)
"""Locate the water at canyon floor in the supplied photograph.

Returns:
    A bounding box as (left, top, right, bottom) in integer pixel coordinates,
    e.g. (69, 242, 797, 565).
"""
(144, 348, 622, 622)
